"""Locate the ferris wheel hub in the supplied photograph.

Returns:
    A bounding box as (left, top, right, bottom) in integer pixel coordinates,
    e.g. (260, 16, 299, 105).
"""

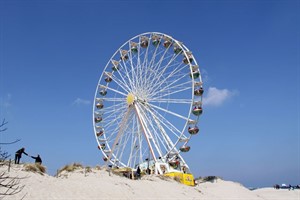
(127, 93, 135, 105)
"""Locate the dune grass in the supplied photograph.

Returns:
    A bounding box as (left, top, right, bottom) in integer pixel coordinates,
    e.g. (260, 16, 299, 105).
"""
(56, 163, 84, 175)
(196, 176, 222, 183)
(24, 163, 46, 175)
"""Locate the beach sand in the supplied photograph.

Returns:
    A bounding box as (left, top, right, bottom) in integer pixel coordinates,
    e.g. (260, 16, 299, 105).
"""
(1, 164, 299, 200)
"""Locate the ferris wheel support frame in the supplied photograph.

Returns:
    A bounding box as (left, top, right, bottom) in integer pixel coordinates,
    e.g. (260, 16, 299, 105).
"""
(133, 103, 157, 162)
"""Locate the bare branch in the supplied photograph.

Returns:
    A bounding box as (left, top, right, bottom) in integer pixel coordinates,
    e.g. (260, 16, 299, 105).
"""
(0, 139, 21, 145)
(0, 172, 25, 198)
(0, 119, 8, 132)
(0, 118, 21, 145)
(0, 118, 24, 199)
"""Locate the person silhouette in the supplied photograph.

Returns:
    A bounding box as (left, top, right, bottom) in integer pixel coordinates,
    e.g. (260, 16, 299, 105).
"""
(31, 154, 42, 164)
(136, 166, 141, 179)
(15, 147, 28, 164)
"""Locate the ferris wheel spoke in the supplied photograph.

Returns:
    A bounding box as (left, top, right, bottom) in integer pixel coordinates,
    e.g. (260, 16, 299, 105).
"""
(136, 116, 145, 164)
(125, 132, 136, 167)
(135, 103, 163, 158)
(147, 42, 163, 70)
(152, 53, 177, 77)
(139, 102, 184, 154)
(147, 102, 189, 121)
(126, 51, 142, 90)
(134, 118, 145, 166)
(123, 116, 137, 163)
(101, 108, 127, 136)
(112, 70, 134, 93)
(145, 55, 175, 90)
(149, 64, 188, 97)
(128, 46, 139, 92)
(149, 66, 187, 97)
(150, 117, 175, 153)
(100, 102, 126, 113)
(138, 104, 164, 154)
(107, 108, 132, 162)
(147, 52, 181, 89)
(152, 83, 191, 99)
(141, 45, 150, 84)
(99, 102, 126, 115)
(142, 41, 161, 88)
(147, 47, 183, 89)
(115, 123, 132, 166)
(128, 120, 138, 167)
(148, 98, 192, 104)
(140, 103, 182, 139)
(150, 78, 192, 100)
(151, 42, 173, 73)
(120, 113, 146, 167)
(118, 61, 135, 91)
(133, 103, 158, 161)
(110, 112, 141, 167)
(153, 85, 192, 100)
(138, 62, 148, 92)
(144, 50, 170, 88)
(139, 105, 171, 153)
(105, 124, 122, 144)
(99, 84, 127, 97)
(101, 97, 125, 102)
(136, 43, 149, 89)
(135, 39, 142, 88)
(101, 112, 123, 127)
(150, 75, 191, 96)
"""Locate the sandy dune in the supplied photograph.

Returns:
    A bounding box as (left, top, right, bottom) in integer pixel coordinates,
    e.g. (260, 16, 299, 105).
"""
(0, 164, 298, 200)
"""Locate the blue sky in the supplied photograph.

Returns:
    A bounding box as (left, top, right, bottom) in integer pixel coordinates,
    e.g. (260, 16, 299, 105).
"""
(0, 0, 299, 187)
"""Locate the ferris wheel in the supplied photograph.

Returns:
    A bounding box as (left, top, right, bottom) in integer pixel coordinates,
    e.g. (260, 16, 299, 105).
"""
(93, 32, 203, 173)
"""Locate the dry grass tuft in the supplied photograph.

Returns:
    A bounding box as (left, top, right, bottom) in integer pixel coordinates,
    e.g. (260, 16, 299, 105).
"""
(85, 166, 92, 173)
(196, 176, 222, 183)
(111, 167, 132, 177)
(56, 162, 84, 176)
(158, 174, 181, 183)
(24, 163, 46, 175)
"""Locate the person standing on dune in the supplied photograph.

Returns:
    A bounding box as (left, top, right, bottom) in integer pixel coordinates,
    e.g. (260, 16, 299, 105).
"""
(15, 147, 28, 164)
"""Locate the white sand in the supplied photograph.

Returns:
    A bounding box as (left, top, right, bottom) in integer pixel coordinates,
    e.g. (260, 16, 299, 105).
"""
(252, 187, 299, 200)
(1, 164, 299, 200)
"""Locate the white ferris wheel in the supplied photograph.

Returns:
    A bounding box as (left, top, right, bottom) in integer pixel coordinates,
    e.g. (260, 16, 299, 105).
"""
(93, 32, 203, 173)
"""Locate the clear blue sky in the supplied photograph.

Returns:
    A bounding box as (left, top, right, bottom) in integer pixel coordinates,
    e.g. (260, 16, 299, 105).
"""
(0, 0, 299, 188)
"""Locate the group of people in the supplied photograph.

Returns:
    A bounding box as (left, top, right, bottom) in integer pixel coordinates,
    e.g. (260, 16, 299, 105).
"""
(273, 184, 300, 190)
(15, 147, 42, 165)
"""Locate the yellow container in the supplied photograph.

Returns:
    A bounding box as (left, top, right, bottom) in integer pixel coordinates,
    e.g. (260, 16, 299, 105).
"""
(164, 172, 195, 186)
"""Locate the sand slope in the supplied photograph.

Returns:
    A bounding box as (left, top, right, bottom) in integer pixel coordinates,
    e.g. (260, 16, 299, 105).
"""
(1, 164, 298, 200)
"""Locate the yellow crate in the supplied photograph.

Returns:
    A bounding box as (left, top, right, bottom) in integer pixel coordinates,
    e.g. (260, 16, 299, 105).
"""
(164, 172, 195, 186)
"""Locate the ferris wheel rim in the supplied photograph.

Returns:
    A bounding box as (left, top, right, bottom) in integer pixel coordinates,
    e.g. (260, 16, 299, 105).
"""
(93, 32, 203, 169)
